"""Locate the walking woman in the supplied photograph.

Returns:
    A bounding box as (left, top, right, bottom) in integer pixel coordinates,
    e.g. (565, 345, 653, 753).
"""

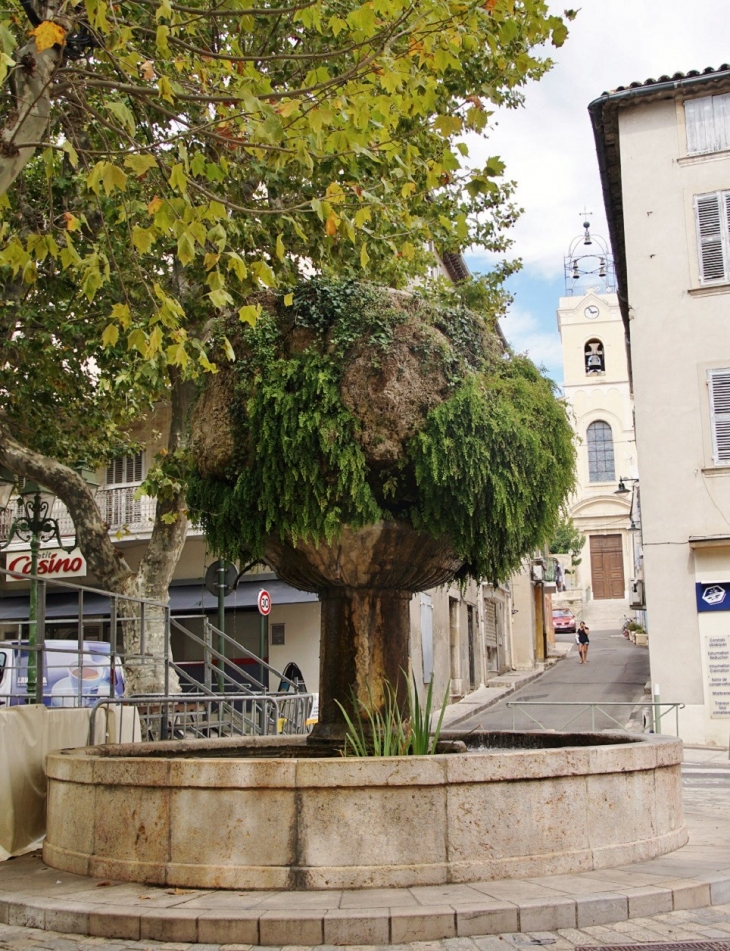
(577, 621, 590, 664)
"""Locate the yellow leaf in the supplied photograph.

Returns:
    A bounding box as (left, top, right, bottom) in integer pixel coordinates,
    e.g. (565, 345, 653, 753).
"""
(325, 213, 339, 237)
(30, 21, 66, 53)
(140, 59, 156, 81)
(147, 195, 163, 215)
(62, 211, 81, 232)
(238, 304, 261, 326)
(283, 293, 294, 307)
(111, 303, 132, 329)
(203, 252, 220, 271)
(360, 243, 370, 269)
(101, 324, 119, 348)
(275, 233, 285, 262)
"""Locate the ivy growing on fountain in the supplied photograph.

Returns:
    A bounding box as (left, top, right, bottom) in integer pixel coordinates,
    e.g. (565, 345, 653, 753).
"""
(187, 276, 576, 582)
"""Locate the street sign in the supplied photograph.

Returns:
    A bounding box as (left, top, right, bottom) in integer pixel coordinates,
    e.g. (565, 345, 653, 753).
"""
(257, 589, 272, 616)
(204, 560, 238, 598)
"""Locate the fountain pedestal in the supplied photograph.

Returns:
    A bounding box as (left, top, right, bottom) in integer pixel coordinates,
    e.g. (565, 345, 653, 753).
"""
(264, 520, 463, 737)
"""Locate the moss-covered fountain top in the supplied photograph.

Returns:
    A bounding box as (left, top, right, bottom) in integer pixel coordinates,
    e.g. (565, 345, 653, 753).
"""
(189, 278, 575, 582)
(188, 279, 575, 734)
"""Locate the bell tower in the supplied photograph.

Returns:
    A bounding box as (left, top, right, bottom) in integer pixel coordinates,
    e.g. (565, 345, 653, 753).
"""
(555, 218, 636, 614)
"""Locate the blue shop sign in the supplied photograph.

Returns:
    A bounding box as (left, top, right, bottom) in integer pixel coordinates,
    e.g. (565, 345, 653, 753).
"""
(696, 582, 730, 612)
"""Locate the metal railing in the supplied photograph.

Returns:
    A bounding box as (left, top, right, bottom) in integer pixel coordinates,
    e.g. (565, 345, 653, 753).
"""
(89, 692, 315, 744)
(0, 567, 314, 739)
(506, 700, 685, 736)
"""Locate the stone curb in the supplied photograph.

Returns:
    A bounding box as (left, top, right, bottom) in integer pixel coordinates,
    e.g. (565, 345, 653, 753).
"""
(2, 870, 729, 946)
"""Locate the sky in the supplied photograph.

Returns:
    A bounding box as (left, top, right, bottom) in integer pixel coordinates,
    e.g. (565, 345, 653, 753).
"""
(463, 0, 730, 385)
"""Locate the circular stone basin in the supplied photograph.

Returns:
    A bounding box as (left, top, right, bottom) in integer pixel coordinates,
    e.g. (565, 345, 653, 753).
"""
(43, 732, 687, 891)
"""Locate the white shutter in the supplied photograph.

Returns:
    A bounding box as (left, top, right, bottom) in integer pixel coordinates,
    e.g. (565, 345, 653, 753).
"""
(686, 93, 730, 154)
(105, 452, 144, 486)
(686, 96, 715, 154)
(484, 600, 497, 647)
(714, 92, 730, 152)
(709, 369, 730, 465)
(696, 193, 728, 283)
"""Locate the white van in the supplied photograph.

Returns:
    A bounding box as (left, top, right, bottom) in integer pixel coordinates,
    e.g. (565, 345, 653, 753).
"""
(0, 640, 124, 707)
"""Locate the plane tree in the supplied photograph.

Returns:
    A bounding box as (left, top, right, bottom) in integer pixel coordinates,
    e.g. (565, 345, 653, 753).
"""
(0, 0, 575, 691)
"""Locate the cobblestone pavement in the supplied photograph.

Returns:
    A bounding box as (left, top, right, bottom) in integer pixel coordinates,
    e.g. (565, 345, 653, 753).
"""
(4, 901, 730, 949)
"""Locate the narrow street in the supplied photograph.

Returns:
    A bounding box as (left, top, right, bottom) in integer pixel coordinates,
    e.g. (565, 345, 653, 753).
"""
(458, 627, 652, 733)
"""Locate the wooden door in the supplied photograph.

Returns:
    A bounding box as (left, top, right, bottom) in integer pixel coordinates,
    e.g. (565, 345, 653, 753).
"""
(590, 534, 625, 600)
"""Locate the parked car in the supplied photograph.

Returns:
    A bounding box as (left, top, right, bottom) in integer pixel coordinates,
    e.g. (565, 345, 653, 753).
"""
(552, 608, 577, 634)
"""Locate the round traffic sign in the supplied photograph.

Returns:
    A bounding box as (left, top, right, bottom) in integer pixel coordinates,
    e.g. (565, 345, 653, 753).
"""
(257, 589, 272, 616)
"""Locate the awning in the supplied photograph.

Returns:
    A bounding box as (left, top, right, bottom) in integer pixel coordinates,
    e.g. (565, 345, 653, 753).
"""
(0, 580, 318, 623)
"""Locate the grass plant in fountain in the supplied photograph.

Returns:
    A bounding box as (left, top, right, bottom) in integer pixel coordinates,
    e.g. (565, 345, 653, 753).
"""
(336, 672, 449, 758)
(188, 277, 576, 738)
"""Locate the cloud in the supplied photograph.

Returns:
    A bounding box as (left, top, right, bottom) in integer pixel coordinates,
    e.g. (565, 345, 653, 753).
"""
(500, 304, 564, 384)
(465, 0, 730, 277)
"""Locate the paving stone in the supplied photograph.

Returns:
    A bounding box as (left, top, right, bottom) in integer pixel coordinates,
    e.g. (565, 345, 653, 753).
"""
(575, 893, 628, 928)
(258, 910, 324, 947)
(322, 908, 390, 946)
(518, 897, 576, 932)
(390, 907, 456, 943)
(455, 902, 518, 937)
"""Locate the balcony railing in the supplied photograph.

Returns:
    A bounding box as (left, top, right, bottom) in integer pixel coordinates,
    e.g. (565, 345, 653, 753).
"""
(0, 487, 158, 544)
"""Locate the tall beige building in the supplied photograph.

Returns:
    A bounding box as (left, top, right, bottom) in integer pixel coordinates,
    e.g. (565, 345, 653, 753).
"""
(557, 255, 637, 609)
(591, 64, 730, 744)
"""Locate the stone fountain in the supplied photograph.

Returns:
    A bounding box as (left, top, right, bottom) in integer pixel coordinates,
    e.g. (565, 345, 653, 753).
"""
(42, 280, 687, 890)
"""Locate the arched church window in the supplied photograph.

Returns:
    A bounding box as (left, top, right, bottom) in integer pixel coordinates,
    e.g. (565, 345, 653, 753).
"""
(585, 339, 605, 374)
(587, 421, 615, 483)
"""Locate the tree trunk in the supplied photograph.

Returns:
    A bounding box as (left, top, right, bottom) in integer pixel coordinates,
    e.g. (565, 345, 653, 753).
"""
(0, 37, 65, 198)
(0, 377, 194, 695)
(315, 587, 411, 740)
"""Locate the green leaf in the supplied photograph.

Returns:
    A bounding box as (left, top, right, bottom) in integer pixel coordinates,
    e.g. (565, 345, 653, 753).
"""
(156, 24, 170, 54)
(107, 100, 137, 135)
(226, 253, 248, 281)
(251, 259, 276, 287)
(132, 226, 156, 254)
(157, 76, 174, 103)
(208, 287, 234, 309)
(169, 163, 187, 194)
(127, 328, 147, 353)
(61, 140, 79, 168)
(177, 231, 196, 266)
(275, 233, 285, 262)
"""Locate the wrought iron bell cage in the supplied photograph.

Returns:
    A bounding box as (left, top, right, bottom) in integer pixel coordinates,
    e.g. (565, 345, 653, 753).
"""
(564, 221, 617, 296)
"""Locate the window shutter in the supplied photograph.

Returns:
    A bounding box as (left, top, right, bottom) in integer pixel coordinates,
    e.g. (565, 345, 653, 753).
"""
(696, 194, 727, 283)
(686, 96, 715, 154)
(686, 93, 730, 154)
(714, 92, 730, 152)
(709, 370, 730, 465)
(105, 452, 144, 486)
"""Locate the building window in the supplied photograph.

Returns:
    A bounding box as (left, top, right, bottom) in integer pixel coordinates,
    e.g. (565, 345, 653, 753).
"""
(585, 339, 605, 374)
(696, 191, 730, 284)
(709, 369, 730, 465)
(103, 453, 144, 527)
(685, 93, 730, 155)
(587, 420, 615, 483)
(105, 453, 144, 486)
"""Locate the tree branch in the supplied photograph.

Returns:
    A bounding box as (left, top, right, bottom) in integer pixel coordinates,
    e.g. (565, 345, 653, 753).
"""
(0, 422, 135, 591)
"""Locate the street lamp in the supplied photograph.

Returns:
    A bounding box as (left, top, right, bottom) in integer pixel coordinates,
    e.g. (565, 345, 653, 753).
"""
(0, 464, 99, 700)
